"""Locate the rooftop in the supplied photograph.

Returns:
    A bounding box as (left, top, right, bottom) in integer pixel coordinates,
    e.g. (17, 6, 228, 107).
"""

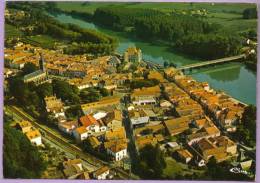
(79, 114, 98, 127)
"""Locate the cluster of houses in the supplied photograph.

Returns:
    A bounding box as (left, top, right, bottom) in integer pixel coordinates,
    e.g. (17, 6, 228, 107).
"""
(5, 40, 253, 177)
(4, 44, 147, 96)
(44, 95, 128, 162)
(165, 68, 246, 132)
(119, 67, 250, 169)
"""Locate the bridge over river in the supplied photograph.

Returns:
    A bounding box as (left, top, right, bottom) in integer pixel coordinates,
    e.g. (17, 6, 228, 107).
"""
(177, 54, 246, 72)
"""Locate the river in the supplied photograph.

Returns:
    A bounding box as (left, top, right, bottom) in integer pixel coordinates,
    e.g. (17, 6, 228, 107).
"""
(51, 13, 256, 105)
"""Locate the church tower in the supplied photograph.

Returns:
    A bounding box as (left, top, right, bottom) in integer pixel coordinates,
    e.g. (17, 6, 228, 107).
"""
(39, 53, 46, 72)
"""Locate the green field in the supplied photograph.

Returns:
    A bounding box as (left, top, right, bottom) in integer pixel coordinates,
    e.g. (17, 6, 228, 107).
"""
(5, 23, 62, 49)
(163, 157, 183, 178)
(56, 2, 256, 14)
(162, 157, 205, 179)
(5, 24, 23, 39)
(56, 2, 257, 33)
(24, 35, 60, 49)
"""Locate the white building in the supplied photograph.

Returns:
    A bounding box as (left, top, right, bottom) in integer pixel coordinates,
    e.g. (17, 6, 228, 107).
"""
(58, 120, 78, 135)
(25, 129, 42, 146)
(130, 116, 149, 128)
(132, 96, 157, 106)
(107, 143, 127, 161)
(73, 126, 90, 142)
(44, 96, 66, 119)
(93, 166, 110, 180)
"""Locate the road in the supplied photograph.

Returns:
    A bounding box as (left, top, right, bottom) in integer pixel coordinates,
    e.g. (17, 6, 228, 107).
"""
(6, 105, 135, 180)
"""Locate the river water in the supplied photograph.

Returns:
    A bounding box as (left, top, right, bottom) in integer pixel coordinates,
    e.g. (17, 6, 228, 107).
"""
(51, 13, 256, 105)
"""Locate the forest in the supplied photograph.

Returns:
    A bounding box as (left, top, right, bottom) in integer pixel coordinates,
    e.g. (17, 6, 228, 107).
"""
(93, 7, 243, 59)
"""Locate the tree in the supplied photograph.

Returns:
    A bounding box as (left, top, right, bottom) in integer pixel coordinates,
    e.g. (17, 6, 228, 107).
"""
(137, 144, 166, 179)
(52, 79, 80, 104)
(99, 87, 109, 97)
(3, 124, 46, 178)
(22, 62, 38, 75)
(79, 88, 101, 103)
(130, 79, 159, 89)
(36, 83, 53, 99)
(65, 105, 83, 119)
(235, 105, 256, 146)
(243, 8, 257, 19)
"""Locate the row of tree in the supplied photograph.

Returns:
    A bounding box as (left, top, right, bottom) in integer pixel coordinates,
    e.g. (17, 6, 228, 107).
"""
(175, 33, 242, 59)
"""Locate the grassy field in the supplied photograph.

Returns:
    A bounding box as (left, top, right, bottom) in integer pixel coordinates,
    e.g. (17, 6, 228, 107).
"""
(162, 157, 205, 179)
(163, 157, 183, 178)
(25, 35, 60, 49)
(5, 24, 62, 49)
(5, 24, 23, 39)
(56, 2, 257, 33)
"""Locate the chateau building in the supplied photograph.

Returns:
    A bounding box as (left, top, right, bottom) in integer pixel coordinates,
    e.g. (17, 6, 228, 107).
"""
(124, 47, 142, 62)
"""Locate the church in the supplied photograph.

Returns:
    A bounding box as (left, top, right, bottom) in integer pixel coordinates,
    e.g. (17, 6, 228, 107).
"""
(23, 54, 51, 85)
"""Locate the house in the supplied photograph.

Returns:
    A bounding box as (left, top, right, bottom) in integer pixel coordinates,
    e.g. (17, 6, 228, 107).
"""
(188, 118, 221, 145)
(124, 47, 142, 62)
(105, 127, 126, 141)
(44, 96, 65, 119)
(160, 100, 172, 108)
(176, 149, 193, 163)
(92, 166, 110, 180)
(81, 96, 121, 114)
(102, 109, 122, 130)
(163, 116, 190, 136)
(132, 96, 157, 106)
(129, 110, 149, 128)
(16, 120, 33, 133)
(58, 120, 78, 135)
(135, 134, 160, 152)
(131, 85, 161, 99)
(106, 142, 127, 161)
(166, 142, 180, 151)
(79, 114, 106, 132)
(73, 126, 89, 142)
(88, 136, 101, 150)
(25, 129, 42, 146)
(218, 111, 239, 132)
(63, 159, 84, 179)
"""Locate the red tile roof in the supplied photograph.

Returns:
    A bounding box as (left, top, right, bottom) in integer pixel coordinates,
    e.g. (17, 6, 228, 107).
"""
(79, 115, 98, 127)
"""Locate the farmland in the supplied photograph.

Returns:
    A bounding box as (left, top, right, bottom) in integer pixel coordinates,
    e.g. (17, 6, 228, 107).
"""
(56, 2, 257, 33)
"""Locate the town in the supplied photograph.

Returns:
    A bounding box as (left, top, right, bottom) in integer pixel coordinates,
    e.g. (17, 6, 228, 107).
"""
(3, 2, 256, 181)
(4, 41, 256, 180)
